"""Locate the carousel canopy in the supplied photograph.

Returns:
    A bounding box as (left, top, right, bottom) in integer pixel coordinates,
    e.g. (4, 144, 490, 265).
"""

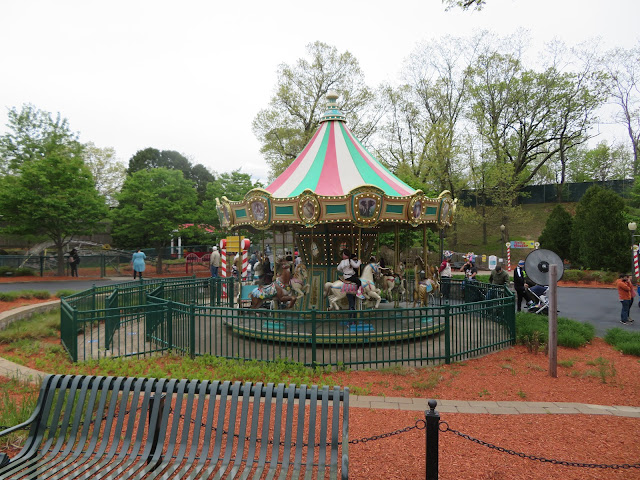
(266, 93, 416, 198)
(216, 91, 455, 231)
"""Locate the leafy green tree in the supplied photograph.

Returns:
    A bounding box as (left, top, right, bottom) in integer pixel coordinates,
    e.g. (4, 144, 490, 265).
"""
(538, 205, 573, 261)
(111, 168, 198, 273)
(566, 141, 631, 182)
(0, 104, 80, 176)
(570, 186, 627, 270)
(253, 41, 381, 180)
(0, 105, 108, 274)
(468, 49, 605, 193)
(0, 155, 108, 274)
(83, 142, 126, 206)
(200, 169, 263, 228)
(127, 148, 214, 204)
(376, 34, 482, 198)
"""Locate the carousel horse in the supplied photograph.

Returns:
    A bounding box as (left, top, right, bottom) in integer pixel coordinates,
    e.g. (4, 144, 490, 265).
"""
(413, 256, 440, 307)
(291, 263, 310, 297)
(249, 264, 297, 309)
(324, 262, 382, 310)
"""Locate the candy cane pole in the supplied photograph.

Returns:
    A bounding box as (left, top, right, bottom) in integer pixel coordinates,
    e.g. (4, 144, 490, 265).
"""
(241, 238, 251, 281)
(506, 242, 511, 272)
(634, 245, 639, 279)
(220, 239, 227, 298)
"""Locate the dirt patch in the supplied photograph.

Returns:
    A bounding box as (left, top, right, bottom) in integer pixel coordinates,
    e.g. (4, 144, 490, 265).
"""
(0, 298, 58, 314)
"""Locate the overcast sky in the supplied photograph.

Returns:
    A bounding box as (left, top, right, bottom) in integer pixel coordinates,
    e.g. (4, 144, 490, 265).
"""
(1, 0, 638, 183)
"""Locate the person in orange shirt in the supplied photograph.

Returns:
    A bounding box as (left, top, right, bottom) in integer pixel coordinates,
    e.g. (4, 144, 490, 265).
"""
(617, 274, 633, 325)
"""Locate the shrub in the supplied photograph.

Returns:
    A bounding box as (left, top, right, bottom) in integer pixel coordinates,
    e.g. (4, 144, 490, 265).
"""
(55, 290, 78, 298)
(33, 291, 51, 299)
(0, 292, 19, 302)
(604, 328, 640, 357)
(515, 313, 594, 348)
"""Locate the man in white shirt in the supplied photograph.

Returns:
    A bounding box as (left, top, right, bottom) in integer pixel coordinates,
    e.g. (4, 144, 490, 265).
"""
(337, 248, 365, 300)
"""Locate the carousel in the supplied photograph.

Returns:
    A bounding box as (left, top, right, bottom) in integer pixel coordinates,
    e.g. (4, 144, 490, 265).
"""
(216, 92, 456, 312)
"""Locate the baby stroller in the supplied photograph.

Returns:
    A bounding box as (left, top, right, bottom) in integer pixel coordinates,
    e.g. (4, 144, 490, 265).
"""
(526, 284, 549, 315)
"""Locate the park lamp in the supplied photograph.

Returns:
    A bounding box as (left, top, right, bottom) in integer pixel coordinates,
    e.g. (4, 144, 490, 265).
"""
(500, 224, 506, 232)
(629, 222, 637, 232)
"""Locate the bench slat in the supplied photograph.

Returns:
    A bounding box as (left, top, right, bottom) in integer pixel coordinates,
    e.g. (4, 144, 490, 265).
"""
(0, 375, 349, 479)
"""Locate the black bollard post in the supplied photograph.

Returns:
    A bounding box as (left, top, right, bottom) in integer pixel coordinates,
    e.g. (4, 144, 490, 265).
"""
(425, 399, 439, 480)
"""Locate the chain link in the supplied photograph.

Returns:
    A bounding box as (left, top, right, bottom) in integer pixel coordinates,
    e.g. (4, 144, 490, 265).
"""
(441, 422, 640, 470)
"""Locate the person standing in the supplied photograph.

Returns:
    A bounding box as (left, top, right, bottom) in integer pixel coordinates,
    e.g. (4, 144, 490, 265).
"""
(629, 277, 637, 322)
(68, 248, 80, 277)
(617, 273, 632, 325)
(513, 260, 527, 311)
(337, 249, 365, 314)
(489, 265, 509, 285)
(131, 248, 146, 280)
(439, 252, 452, 299)
(210, 246, 221, 277)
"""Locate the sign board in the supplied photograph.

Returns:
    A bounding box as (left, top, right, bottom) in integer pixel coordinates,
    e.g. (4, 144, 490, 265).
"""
(510, 240, 536, 249)
(225, 236, 241, 253)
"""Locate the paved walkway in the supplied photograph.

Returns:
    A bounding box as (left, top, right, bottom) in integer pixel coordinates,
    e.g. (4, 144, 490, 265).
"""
(1, 301, 640, 417)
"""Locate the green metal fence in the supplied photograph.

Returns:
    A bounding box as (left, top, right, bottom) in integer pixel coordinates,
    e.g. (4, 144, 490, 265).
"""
(0, 253, 213, 277)
(60, 277, 515, 368)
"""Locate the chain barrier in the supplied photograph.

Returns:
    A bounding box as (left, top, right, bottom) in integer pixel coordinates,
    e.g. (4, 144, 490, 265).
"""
(439, 421, 640, 470)
(176, 409, 425, 448)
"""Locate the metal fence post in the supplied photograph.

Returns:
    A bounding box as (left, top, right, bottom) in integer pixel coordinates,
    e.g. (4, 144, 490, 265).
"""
(311, 307, 317, 367)
(100, 254, 105, 278)
(425, 399, 439, 480)
(167, 297, 173, 350)
(39, 255, 44, 277)
(228, 277, 235, 308)
(444, 304, 451, 364)
(189, 302, 196, 359)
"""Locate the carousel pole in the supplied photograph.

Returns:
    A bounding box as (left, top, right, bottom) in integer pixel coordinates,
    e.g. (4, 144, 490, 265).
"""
(358, 227, 362, 265)
(394, 224, 399, 270)
(423, 224, 428, 271)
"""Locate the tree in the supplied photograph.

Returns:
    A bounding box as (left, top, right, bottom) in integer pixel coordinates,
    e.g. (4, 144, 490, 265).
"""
(538, 205, 573, 261)
(442, 0, 485, 10)
(111, 168, 198, 273)
(0, 154, 108, 274)
(468, 46, 605, 194)
(376, 34, 482, 198)
(570, 186, 627, 270)
(601, 45, 640, 176)
(252, 41, 381, 180)
(200, 169, 263, 228)
(566, 141, 631, 182)
(127, 147, 214, 204)
(0, 104, 81, 175)
(0, 105, 108, 274)
(83, 142, 126, 206)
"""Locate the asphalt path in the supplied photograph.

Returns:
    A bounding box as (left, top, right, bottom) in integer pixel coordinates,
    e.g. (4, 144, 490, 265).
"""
(0, 279, 629, 337)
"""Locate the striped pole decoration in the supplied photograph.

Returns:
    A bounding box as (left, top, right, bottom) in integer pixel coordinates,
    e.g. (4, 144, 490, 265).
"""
(220, 239, 227, 298)
(634, 245, 639, 279)
(241, 238, 251, 281)
(506, 242, 511, 272)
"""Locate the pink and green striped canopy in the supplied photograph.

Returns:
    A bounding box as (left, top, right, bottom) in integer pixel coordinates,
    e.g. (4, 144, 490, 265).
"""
(265, 97, 416, 198)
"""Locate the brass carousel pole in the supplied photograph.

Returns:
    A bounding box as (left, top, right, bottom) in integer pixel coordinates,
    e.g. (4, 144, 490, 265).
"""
(423, 224, 428, 272)
(394, 225, 399, 270)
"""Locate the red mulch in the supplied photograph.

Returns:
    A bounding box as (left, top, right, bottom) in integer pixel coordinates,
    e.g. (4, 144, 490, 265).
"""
(1, 297, 639, 478)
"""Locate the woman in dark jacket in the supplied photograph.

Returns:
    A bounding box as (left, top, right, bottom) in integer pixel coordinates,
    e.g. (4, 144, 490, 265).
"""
(68, 248, 80, 277)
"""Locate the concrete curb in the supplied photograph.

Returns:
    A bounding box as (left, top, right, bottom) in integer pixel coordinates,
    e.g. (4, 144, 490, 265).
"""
(0, 300, 60, 331)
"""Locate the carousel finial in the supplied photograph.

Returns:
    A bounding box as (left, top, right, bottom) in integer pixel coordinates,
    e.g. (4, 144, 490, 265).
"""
(320, 90, 346, 123)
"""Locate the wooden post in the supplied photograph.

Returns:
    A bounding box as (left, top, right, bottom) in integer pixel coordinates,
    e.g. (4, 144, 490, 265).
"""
(549, 264, 558, 378)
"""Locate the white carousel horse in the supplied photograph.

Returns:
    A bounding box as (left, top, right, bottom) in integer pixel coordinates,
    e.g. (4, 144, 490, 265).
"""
(291, 263, 310, 297)
(324, 262, 382, 310)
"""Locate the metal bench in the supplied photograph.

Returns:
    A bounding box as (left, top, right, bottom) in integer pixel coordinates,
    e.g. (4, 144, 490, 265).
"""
(0, 374, 349, 479)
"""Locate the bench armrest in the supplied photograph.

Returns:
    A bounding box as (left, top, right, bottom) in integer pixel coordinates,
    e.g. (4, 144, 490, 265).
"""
(0, 413, 38, 438)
